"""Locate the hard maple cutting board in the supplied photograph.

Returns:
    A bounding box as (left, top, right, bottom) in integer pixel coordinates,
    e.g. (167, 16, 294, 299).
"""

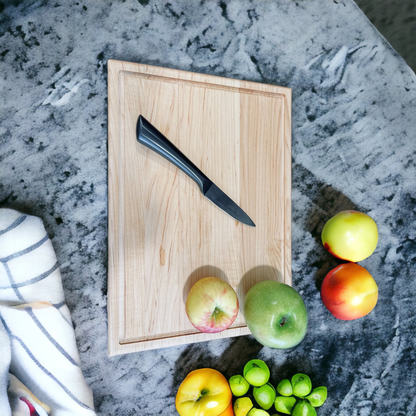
(107, 60, 292, 356)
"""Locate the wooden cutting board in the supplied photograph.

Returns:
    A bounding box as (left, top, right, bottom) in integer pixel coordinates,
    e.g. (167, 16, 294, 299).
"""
(107, 60, 292, 356)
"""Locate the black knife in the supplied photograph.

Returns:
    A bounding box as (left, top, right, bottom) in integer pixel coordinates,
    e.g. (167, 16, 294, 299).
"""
(136, 115, 255, 227)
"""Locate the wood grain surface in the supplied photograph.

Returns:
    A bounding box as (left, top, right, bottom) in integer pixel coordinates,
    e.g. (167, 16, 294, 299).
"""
(108, 60, 292, 355)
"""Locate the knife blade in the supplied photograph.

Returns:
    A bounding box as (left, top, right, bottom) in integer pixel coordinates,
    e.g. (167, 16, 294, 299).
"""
(136, 115, 255, 227)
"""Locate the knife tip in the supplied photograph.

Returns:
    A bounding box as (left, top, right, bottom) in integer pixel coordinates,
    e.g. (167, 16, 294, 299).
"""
(243, 218, 256, 227)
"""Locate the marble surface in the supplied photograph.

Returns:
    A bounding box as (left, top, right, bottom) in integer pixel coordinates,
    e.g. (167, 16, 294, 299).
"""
(1, 0, 416, 415)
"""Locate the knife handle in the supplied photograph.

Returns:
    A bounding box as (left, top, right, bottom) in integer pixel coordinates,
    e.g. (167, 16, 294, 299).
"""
(136, 116, 211, 193)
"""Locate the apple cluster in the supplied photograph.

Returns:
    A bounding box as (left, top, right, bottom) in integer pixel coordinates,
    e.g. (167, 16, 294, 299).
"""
(320, 210, 379, 320)
(186, 277, 309, 351)
(229, 360, 327, 416)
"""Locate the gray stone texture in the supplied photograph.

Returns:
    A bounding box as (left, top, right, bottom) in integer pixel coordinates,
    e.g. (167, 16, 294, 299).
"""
(1, 1, 415, 415)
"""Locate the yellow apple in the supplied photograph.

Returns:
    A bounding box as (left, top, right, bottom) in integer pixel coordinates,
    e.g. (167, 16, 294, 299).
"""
(321, 210, 378, 262)
(176, 368, 232, 416)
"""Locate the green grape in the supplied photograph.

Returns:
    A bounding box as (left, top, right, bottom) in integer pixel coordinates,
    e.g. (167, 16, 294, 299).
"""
(247, 408, 270, 416)
(291, 373, 312, 397)
(243, 359, 270, 387)
(274, 396, 296, 414)
(276, 379, 293, 396)
(253, 382, 276, 410)
(292, 400, 317, 416)
(229, 375, 250, 396)
(234, 397, 254, 416)
(306, 386, 327, 407)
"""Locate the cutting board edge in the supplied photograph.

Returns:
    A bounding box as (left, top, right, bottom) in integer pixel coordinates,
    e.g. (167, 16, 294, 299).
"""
(108, 326, 251, 356)
(107, 59, 292, 96)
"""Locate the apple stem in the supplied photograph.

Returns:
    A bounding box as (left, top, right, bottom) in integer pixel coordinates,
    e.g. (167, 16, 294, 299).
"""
(279, 316, 287, 327)
(212, 307, 221, 322)
(197, 388, 209, 401)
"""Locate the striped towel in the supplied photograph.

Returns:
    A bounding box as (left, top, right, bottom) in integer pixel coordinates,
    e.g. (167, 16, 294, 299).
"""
(0, 208, 96, 416)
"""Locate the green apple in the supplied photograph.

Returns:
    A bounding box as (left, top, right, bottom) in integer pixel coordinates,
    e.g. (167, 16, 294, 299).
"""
(276, 379, 293, 396)
(243, 359, 270, 386)
(292, 374, 312, 397)
(247, 408, 270, 416)
(229, 375, 250, 396)
(234, 397, 254, 416)
(274, 396, 296, 415)
(253, 382, 276, 410)
(244, 281, 308, 349)
(292, 400, 317, 416)
(321, 210, 378, 262)
(306, 386, 327, 407)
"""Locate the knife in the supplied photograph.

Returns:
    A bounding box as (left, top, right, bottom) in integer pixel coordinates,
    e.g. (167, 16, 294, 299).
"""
(136, 115, 255, 227)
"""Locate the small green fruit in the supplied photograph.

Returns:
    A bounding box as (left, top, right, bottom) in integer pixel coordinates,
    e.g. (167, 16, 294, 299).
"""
(229, 375, 250, 396)
(306, 386, 327, 407)
(234, 397, 254, 416)
(291, 373, 312, 397)
(253, 382, 276, 410)
(243, 360, 270, 387)
(247, 408, 270, 416)
(292, 400, 317, 416)
(276, 379, 293, 396)
(274, 396, 296, 414)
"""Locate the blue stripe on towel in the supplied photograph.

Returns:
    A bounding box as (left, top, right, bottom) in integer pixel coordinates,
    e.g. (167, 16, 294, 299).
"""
(0, 234, 49, 263)
(3, 263, 24, 301)
(0, 215, 27, 236)
(0, 262, 59, 290)
(26, 307, 80, 367)
(0, 317, 92, 411)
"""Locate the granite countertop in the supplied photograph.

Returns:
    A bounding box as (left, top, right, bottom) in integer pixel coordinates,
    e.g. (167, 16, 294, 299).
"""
(1, 1, 415, 415)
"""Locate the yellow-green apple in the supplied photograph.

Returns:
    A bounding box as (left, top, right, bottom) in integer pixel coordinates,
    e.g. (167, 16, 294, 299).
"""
(321, 210, 378, 262)
(321, 263, 378, 320)
(244, 281, 308, 349)
(186, 277, 239, 333)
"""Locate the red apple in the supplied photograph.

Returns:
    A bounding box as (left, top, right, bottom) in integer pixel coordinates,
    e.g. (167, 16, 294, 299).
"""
(186, 277, 239, 333)
(321, 263, 378, 320)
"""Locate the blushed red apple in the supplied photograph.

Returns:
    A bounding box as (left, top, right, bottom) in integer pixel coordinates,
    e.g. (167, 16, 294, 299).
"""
(186, 277, 239, 333)
(321, 210, 378, 262)
(321, 263, 378, 320)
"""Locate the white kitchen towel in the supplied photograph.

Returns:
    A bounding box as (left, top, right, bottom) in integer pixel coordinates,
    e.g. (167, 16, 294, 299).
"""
(0, 208, 96, 416)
